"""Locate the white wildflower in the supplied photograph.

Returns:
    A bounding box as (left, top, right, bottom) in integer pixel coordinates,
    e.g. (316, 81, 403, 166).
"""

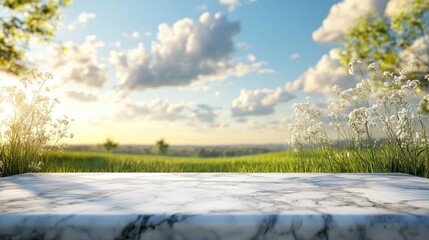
(44, 72, 53, 79)
(368, 62, 380, 70)
(289, 60, 429, 159)
(332, 85, 341, 94)
(28, 161, 42, 172)
(348, 107, 368, 136)
(359, 79, 371, 92)
(383, 71, 393, 78)
(348, 58, 363, 75)
(401, 84, 411, 90)
(415, 132, 428, 147)
(408, 59, 420, 66)
(348, 106, 381, 138)
(407, 80, 420, 89)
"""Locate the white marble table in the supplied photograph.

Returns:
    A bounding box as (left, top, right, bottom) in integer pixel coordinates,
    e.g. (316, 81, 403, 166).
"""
(0, 173, 429, 240)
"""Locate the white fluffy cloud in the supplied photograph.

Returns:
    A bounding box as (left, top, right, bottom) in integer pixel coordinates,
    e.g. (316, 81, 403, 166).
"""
(65, 91, 99, 102)
(78, 12, 96, 23)
(122, 99, 189, 121)
(285, 48, 357, 95)
(220, 0, 241, 11)
(48, 35, 107, 88)
(237, 41, 250, 49)
(247, 54, 256, 62)
(244, 118, 290, 130)
(290, 53, 300, 60)
(109, 12, 261, 91)
(132, 31, 139, 39)
(191, 104, 220, 127)
(231, 87, 294, 117)
(219, 0, 257, 11)
(68, 12, 96, 30)
(257, 68, 275, 74)
(385, 0, 416, 17)
(120, 99, 222, 127)
(312, 0, 389, 43)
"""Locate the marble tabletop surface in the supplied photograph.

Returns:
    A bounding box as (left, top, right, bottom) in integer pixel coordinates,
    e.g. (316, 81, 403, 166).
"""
(1, 173, 429, 240)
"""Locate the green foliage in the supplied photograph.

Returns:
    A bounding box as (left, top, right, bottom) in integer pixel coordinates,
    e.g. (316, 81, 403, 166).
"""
(340, 1, 429, 77)
(340, 11, 397, 71)
(0, 0, 71, 75)
(0, 69, 72, 177)
(391, 0, 429, 43)
(155, 138, 169, 155)
(102, 138, 118, 153)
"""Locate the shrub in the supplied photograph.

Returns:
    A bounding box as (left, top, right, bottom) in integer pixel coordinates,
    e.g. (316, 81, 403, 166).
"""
(102, 138, 118, 153)
(155, 139, 169, 155)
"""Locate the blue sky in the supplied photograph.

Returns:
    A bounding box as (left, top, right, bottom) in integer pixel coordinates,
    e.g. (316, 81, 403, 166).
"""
(19, 0, 401, 145)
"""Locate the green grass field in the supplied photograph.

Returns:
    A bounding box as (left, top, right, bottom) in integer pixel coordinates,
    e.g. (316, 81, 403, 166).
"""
(41, 150, 429, 177)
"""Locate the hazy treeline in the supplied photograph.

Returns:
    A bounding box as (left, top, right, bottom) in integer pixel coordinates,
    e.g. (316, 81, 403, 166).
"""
(65, 144, 287, 157)
(193, 147, 270, 157)
(64, 140, 391, 158)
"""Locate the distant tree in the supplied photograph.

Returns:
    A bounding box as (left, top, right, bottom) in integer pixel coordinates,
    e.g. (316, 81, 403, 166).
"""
(0, 0, 72, 75)
(340, 0, 429, 79)
(155, 139, 169, 155)
(102, 138, 118, 153)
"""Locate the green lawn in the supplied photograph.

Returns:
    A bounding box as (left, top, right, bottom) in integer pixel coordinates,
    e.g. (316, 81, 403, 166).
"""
(41, 150, 429, 177)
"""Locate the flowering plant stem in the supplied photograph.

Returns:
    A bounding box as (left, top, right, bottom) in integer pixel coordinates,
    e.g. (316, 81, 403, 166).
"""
(0, 69, 73, 177)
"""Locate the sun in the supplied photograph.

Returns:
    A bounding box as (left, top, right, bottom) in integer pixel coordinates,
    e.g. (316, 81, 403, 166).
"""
(0, 101, 15, 121)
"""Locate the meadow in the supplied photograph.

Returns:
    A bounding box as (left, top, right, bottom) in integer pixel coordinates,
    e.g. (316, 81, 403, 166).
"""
(2, 64, 429, 178)
(41, 149, 429, 178)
